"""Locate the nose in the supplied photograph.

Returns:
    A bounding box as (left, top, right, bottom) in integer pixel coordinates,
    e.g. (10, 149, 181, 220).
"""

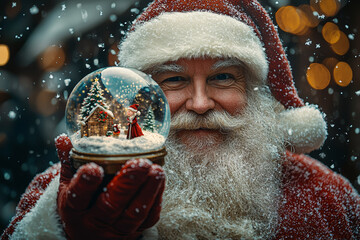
(186, 78, 215, 114)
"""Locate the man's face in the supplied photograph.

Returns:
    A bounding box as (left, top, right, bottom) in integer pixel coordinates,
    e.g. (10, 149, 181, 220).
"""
(156, 60, 284, 238)
(126, 109, 134, 117)
(150, 58, 247, 148)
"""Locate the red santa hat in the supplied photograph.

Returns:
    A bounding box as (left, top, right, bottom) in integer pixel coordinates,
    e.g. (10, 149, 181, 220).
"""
(128, 104, 141, 116)
(118, 0, 327, 153)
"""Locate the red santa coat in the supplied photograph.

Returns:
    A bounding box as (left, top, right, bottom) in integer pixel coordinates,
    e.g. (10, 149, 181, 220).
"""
(127, 116, 144, 139)
(1, 152, 359, 239)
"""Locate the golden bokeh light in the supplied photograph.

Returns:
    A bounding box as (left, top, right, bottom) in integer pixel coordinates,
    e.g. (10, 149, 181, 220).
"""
(296, 9, 312, 35)
(310, 0, 323, 15)
(322, 57, 339, 72)
(331, 31, 350, 55)
(0, 44, 10, 66)
(333, 61, 353, 87)
(276, 6, 309, 35)
(319, 0, 340, 17)
(298, 4, 321, 28)
(39, 46, 66, 72)
(322, 22, 341, 44)
(35, 90, 58, 116)
(306, 63, 331, 90)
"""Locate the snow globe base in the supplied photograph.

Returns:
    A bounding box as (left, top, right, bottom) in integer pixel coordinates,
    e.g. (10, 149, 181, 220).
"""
(70, 147, 166, 175)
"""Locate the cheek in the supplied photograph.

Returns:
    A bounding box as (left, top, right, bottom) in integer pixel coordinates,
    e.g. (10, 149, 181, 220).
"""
(164, 91, 188, 115)
(215, 89, 247, 115)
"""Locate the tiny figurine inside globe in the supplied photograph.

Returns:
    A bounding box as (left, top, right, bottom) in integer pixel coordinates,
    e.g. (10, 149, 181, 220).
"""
(65, 67, 170, 173)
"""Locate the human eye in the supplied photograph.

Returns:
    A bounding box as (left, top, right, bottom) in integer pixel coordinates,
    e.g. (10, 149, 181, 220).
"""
(208, 73, 235, 87)
(159, 76, 188, 90)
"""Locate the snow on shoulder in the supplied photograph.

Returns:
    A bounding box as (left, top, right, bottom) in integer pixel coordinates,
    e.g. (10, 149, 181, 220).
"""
(72, 130, 165, 155)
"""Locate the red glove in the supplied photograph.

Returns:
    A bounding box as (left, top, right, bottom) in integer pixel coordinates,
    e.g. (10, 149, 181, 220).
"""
(55, 135, 165, 240)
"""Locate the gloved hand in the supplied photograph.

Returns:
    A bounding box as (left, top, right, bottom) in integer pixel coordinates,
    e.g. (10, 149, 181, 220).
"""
(55, 135, 165, 240)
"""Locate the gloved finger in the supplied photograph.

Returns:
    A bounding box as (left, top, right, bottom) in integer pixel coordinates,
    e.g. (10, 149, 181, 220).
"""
(66, 163, 104, 210)
(92, 159, 152, 223)
(55, 134, 74, 184)
(138, 165, 166, 230)
(115, 164, 165, 233)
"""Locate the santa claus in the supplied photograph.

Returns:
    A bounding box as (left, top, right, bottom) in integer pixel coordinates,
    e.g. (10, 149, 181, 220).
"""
(2, 0, 359, 239)
(126, 104, 144, 140)
(112, 123, 121, 138)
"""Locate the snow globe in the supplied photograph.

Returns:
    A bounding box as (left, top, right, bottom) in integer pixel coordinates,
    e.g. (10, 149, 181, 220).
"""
(65, 67, 171, 174)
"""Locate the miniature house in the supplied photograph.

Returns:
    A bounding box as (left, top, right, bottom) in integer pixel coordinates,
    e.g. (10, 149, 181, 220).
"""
(80, 105, 114, 137)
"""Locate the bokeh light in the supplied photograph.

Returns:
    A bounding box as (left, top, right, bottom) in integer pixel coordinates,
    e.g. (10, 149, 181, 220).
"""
(0, 44, 10, 66)
(322, 22, 341, 44)
(275, 6, 309, 35)
(298, 4, 321, 28)
(331, 31, 350, 55)
(38, 46, 66, 72)
(310, 0, 323, 15)
(333, 61, 353, 87)
(306, 63, 331, 90)
(322, 57, 339, 73)
(35, 90, 58, 116)
(319, 0, 340, 17)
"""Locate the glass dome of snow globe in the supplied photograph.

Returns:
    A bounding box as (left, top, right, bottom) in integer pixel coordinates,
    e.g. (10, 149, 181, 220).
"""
(65, 67, 171, 174)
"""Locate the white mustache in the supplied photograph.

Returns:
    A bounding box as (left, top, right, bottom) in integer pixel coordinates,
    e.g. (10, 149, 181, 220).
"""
(170, 111, 245, 131)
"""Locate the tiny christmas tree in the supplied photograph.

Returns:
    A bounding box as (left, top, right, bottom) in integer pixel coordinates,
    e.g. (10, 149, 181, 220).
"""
(80, 77, 109, 120)
(142, 107, 155, 132)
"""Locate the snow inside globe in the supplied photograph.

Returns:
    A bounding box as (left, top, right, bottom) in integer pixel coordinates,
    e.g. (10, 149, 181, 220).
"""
(65, 67, 171, 173)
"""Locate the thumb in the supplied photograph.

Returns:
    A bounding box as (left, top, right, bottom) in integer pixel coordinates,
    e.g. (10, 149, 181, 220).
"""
(55, 134, 74, 184)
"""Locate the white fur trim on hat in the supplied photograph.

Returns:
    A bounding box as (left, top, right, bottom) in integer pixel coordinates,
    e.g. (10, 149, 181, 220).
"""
(119, 11, 268, 83)
(280, 105, 327, 154)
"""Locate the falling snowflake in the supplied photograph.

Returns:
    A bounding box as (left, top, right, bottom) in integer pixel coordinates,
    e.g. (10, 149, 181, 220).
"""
(64, 79, 71, 86)
(8, 111, 16, 119)
(130, 8, 140, 14)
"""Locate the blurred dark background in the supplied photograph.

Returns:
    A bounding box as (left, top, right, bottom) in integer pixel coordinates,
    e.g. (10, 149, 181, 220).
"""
(0, 0, 359, 232)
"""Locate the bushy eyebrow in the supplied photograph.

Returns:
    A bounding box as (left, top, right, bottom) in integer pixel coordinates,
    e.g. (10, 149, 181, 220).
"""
(148, 63, 185, 75)
(211, 59, 245, 71)
(147, 59, 244, 75)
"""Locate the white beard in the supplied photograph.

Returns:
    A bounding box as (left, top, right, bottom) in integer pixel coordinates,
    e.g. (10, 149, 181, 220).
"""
(158, 89, 285, 239)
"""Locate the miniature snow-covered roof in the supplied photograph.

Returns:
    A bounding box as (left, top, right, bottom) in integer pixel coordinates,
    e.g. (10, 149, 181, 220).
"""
(83, 104, 114, 122)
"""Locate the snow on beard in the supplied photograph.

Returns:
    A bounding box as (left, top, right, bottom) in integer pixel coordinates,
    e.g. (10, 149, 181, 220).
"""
(160, 88, 286, 239)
